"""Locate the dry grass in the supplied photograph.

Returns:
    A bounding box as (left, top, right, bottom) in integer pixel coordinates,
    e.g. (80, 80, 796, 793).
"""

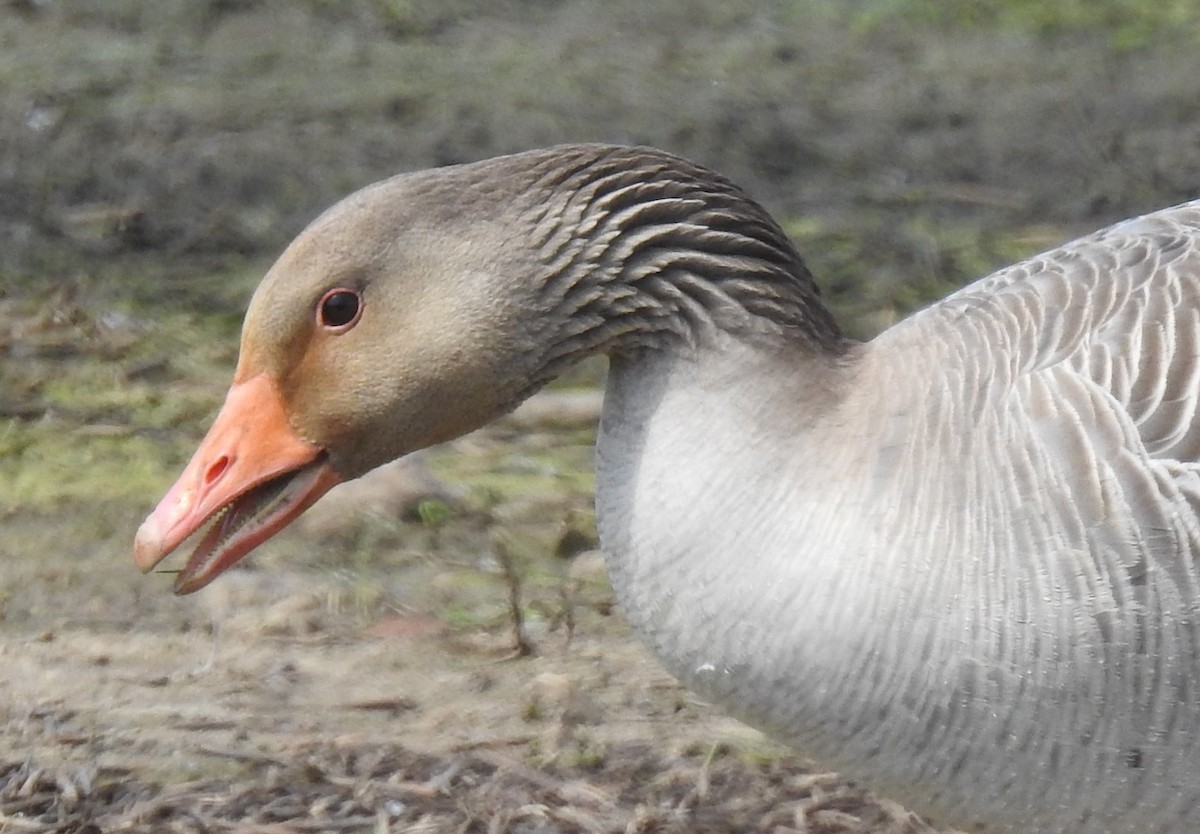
(1, 742, 937, 833)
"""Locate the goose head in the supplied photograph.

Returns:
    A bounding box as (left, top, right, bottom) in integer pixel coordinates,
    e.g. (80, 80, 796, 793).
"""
(134, 144, 839, 593)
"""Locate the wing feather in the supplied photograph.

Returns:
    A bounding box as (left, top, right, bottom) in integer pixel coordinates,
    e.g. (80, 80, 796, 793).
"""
(886, 201, 1200, 710)
(939, 201, 1200, 466)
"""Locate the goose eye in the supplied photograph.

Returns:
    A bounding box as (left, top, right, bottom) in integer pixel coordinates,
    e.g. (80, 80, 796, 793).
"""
(318, 288, 361, 330)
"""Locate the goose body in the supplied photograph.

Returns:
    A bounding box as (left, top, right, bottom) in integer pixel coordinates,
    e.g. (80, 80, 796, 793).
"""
(135, 145, 1200, 833)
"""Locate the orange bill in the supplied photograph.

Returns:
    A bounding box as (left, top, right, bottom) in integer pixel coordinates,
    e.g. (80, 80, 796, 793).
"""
(134, 373, 342, 594)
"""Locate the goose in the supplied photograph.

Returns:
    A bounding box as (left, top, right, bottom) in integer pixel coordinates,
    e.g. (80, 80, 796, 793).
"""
(134, 144, 1200, 834)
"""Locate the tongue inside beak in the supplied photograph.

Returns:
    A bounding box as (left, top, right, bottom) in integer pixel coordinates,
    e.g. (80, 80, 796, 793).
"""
(134, 373, 342, 594)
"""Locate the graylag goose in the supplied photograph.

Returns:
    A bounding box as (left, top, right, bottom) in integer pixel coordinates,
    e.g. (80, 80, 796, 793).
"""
(134, 144, 1200, 834)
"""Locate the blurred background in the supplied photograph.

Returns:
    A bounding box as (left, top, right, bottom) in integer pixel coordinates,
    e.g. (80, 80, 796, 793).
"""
(6, 0, 1200, 321)
(6, 0, 1200, 521)
(2, 2, 1200, 829)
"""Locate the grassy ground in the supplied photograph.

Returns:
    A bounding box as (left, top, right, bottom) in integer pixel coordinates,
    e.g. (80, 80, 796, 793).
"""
(2, 2, 1200, 831)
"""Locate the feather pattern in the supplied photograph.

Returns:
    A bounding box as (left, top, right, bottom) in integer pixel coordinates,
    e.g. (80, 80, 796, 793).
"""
(591, 192, 1200, 834)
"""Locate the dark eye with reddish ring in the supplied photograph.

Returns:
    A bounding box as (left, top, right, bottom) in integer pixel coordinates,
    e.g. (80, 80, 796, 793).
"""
(317, 288, 361, 330)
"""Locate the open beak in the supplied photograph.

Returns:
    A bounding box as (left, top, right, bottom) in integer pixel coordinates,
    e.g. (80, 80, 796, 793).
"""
(134, 373, 342, 594)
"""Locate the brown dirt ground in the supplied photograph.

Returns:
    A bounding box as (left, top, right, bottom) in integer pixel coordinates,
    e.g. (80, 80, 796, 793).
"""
(0, 531, 955, 833)
(0, 600, 945, 833)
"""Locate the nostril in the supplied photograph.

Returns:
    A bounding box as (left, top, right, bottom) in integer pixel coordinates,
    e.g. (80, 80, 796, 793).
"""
(204, 456, 229, 486)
